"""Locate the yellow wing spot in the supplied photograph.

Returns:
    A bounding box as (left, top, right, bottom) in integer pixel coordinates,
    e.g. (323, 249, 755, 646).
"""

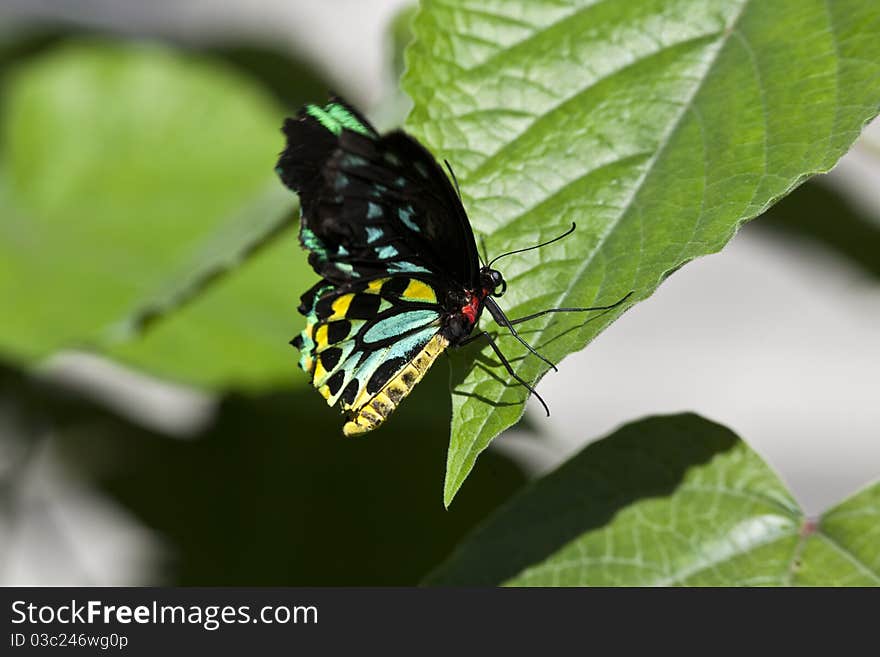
(330, 294, 353, 320)
(315, 324, 329, 348)
(313, 357, 328, 384)
(366, 278, 389, 294)
(318, 385, 332, 401)
(402, 279, 437, 304)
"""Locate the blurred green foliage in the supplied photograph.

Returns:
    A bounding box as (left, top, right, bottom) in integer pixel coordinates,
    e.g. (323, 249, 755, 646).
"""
(0, 39, 315, 388)
(2, 360, 525, 585)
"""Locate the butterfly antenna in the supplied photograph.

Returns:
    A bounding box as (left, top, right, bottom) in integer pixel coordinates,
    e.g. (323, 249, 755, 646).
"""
(478, 233, 490, 267)
(444, 159, 463, 201)
(487, 222, 576, 268)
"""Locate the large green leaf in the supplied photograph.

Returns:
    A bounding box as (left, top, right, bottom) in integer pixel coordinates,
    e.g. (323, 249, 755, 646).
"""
(0, 40, 318, 388)
(403, 1, 880, 505)
(102, 188, 309, 389)
(426, 414, 880, 586)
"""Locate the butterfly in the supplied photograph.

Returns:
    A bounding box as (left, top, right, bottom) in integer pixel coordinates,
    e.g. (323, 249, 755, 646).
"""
(276, 97, 629, 436)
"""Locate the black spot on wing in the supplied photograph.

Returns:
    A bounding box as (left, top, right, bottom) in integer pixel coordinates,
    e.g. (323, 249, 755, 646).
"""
(326, 370, 346, 396)
(298, 281, 332, 316)
(321, 347, 343, 372)
(347, 294, 382, 319)
(341, 379, 359, 406)
(327, 320, 351, 343)
(366, 357, 408, 395)
(381, 277, 410, 298)
(314, 295, 334, 319)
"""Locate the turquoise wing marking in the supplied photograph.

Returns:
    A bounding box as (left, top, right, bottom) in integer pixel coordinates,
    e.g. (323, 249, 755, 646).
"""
(305, 101, 375, 138)
(362, 309, 439, 344)
(332, 326, 439, 409)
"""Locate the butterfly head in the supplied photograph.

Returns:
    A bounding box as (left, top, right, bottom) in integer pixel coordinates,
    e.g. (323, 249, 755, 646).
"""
(480, 267, 507, 298)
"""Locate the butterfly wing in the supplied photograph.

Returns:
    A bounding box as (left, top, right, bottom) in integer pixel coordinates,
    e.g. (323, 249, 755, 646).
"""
(277, 97, 483, 434)
(292, 275, 449, 435)
(276, 97, 481, 291)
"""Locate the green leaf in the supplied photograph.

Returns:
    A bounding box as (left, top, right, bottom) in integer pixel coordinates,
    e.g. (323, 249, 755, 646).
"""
(426, 414, 880, 586)
(390, 4, 419, 83)
(403, 1, 880, 505)
(793, 480, 880, 585)
(0, 40, 317, 387)
(103, 212, 311, 389)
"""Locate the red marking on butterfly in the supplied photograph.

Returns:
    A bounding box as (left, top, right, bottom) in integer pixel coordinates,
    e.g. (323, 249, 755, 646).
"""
(461, 288, 490, 324)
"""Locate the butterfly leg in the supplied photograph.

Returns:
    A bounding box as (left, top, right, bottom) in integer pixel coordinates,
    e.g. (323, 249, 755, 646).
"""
(505, 291, 634, 326)
(484, 297, 559, 372)
(461, 330, 551, 417)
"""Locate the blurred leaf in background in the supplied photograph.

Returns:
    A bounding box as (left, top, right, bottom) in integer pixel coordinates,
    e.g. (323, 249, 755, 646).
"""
(0, 38, 320, 388)
(0, 29, 329, 125)
(403, 0, 880, 505)
(427, 414, 880, 586)
(43, 364, 525, 585)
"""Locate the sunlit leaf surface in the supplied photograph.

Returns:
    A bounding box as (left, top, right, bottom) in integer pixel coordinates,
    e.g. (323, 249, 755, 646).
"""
(403, 0, 880, 504)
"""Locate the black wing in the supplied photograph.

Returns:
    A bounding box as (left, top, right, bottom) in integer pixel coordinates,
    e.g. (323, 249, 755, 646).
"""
(276, 97, 481, 291)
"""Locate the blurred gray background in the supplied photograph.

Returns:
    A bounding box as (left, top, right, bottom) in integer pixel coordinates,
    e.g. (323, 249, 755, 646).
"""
(1, 0, 878, 585)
